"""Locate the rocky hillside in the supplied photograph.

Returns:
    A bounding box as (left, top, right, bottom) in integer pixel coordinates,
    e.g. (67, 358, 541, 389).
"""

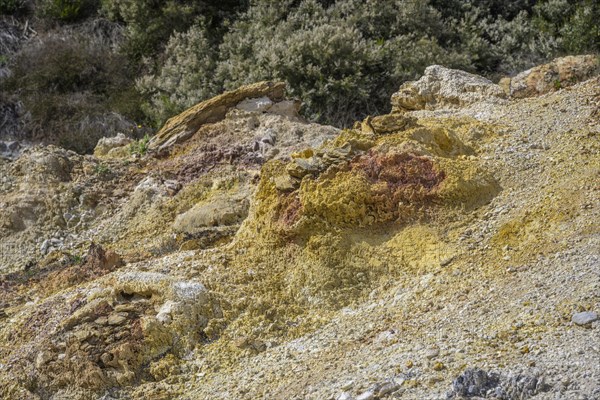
(0, 56, 599, 400)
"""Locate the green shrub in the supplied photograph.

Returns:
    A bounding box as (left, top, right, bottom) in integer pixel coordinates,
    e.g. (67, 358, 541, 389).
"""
(150, 0, 469, 126)
(136, 23, 218, 126)
(0, 0, 26, 14)
(100, 0, 246, 60)
(36, 0, 99, 22)
(129, 133, 149, 156)
(559, 0, 600, 54)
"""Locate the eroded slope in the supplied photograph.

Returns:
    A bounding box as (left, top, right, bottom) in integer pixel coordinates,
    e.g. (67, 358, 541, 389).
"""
(0, 61, 598, 400)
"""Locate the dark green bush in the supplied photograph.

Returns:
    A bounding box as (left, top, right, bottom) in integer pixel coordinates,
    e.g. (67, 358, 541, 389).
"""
(100, 0, 247, 60)
(136, 23, 218, 126)
(144, 0, 477, 126)
(0, 0, 26, 14)
(36, 0, 99, 22)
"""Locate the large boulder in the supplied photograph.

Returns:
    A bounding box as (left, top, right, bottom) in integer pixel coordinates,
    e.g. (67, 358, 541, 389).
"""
(505, 55, 600, 98)
(391, 65, 506, 111)
(173, 195, 250, 234)
(149, 81, 287, 152)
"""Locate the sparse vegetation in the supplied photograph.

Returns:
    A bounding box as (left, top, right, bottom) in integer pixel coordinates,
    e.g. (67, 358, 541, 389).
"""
(129, 133, 150, 156)
(36, 0, 99, 23)
(94, 162, 111, 175)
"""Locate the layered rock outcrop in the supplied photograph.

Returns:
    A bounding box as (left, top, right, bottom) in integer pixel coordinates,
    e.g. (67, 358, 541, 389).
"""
(391, 65, 507, 111)
(148, 81, 288, 152)
(504, 54, 599, 98)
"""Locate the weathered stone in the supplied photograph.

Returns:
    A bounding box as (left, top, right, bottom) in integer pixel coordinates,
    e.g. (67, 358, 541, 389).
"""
(425, 347, 440, 359)
(40, 238, 63, 255)
(164, 179, 182, 196)
(74, 329, 92, 341)
(107, 313, 128, 326)
(267, 99, 301, 118)
(35, 351, 54, 369)
(287, 157, 324, 179)
(149, 81, 286, 151)
(173, 196, 249, 233)
(94, 133, 133, 158)
(572, 311, 598, 326)
(508, 55, 599, 98)
(377, 381, 400, 396)
(355, 389, 374, 400)
(235, 336, 267, 353)
(85, 242, 123, 272)
(391, 65, 506, 111)
(448, 368, 501, 397)
(320, 145, 353, 164)
(367, 113, 419, 135)
(0, 140, 21, 159)
(156, 300, 178, 325)
(337, 392, 353, 400)
(273, 174, 299, 192)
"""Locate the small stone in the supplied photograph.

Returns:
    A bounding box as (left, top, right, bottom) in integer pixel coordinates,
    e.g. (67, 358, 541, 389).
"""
(115, 303, 139, 313)
(100, 352, 113, 366)
(35, 351, 54, 369)
(236, 96, 273, 113)
(433, 361, 445, 371)
(156, 301, 178, 324)
(235, 336, 251, 349)
(406, 360, 414, 368)
(440, 256, 454, 266)
(164, 180, 182, 196)
(377, 382, 400, 396)
(355, 390, 374, 400)
(337, 392, 353, 400)
(286, 157, 323, 179)
(94, 133, 133, 157)
(267, 99, 300, 117)
(74, 329, 91, 342)
(108, 313, 128, 326)
(572, 311, 598, 326)
(273, 175, 299, 192)
(425, 348, 440, 359)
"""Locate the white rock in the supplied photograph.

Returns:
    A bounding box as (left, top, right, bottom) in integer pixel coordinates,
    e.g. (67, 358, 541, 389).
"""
(156, 300, 178, 324)
(337, 392, 353, 400)
(572, 311, 598, 326)
(267, 100, 300, 118)
(236, 97, 273, 113)
(94, 133, 133, 156)
(391, 65, 506, 111)
(35, 351, 53, 369)
(355, 390, 374, 400)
